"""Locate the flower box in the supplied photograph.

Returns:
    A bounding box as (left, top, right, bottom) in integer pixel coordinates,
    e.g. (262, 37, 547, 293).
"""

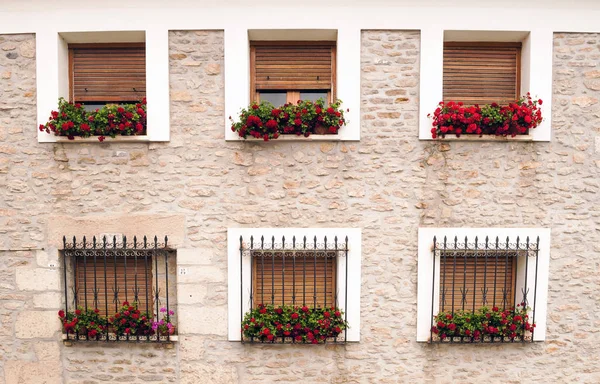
(39, 98, 147, 142)
(429, 94, 542, 139)
(241, 304, 348, 344)
(230, 99, 347, 141)
(430, 305, 536, 343)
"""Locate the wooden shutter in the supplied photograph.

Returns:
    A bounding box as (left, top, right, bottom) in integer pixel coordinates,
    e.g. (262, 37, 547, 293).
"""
(252, 251, 336, 308)
(443, 42, 521, 105)
(251, 41, 335, 94)
(69, 43, 146, 103)
(439, 251, 516, 311)
(76, 254, 153, 316)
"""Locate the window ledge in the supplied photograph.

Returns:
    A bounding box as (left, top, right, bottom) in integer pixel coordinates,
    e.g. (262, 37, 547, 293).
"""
(429, 134, 533, 142)
(50, 135, 150, 143)
(227, 135, 345, 142)
(62, 333, 178, 344)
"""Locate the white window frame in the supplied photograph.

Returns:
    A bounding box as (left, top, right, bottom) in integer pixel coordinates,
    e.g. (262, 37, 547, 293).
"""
(224, 28, 360, 141)
(227, 228, 361, 342)
(36, 30, 170, 143)
(419, 29, 553, 141)
(416, 227, 550, 342)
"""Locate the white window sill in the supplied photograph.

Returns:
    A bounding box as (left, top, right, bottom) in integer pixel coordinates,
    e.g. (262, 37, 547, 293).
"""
(427, 134, 534, 142)
(226, 135, 350, 142)
(43, 135, 151, 143)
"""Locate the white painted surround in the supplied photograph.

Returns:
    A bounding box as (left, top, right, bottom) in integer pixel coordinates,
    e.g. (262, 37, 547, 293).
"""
(227, 228, 362, 342)
(3, 0, 600, 143)
(416, 228, 551, 342)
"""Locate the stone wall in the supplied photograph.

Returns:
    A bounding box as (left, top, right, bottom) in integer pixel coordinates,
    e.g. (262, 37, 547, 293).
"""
(0, 29, 599, 383)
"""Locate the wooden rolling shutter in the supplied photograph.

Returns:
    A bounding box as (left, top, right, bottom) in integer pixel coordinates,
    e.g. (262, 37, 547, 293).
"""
(439, 251, 516, 311)
(76, 254, 153, 316)
(443, 42, 521, 105)
(251, 42, 335, 92)
(252, 251, 336, 307)
(70, 43, 146, 103)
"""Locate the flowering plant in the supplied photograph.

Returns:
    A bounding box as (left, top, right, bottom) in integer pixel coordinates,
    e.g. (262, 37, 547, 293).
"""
(241, 303, 348, 343)
(431, 305, 535, 341)
(152, 307, 176, 336)
(230, 99, 347, 141)
(429, 93, 543, 138)
(39, 97, 147, 141)
(58, 307, 107, 338)
(108, 301, 153, 337)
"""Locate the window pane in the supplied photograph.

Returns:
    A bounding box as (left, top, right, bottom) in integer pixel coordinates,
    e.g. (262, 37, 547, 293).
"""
(439, 250, 516, 311)
(300, 91, 328, 105)
(252, 251, 336, 307)
(82, 103, 106, 112)
(259, 92, 287, 107)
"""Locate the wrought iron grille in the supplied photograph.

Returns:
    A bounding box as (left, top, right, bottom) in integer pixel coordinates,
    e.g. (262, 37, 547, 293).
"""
(240, 235, 349, 343)
(61, 235, 176, 343)
(430, 236, 540, 344)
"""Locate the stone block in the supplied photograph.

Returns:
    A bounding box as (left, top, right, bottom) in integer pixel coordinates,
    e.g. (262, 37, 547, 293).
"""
(15, 267, 60, 291)
(177, 248, 214, 265)
(33, 292, 62, 309)
(177, 305, 227, 335)
(15, 311, 58, 339)
(5, 361, 61, 384)
(177, 283, 208, 305)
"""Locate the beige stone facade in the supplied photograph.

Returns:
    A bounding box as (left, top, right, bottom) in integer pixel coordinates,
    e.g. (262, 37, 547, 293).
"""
(0, 28, 599, 383)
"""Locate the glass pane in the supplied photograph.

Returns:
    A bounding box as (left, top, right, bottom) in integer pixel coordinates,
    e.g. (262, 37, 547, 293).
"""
(259, 92, 287, 107)
(300, 91, 328, 105)
(82, 103, 107, 112)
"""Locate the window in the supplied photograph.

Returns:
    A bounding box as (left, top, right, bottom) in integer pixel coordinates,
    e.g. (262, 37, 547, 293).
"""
(416, 228, 550, 343)
(227, 228, 361, 342)
(443, 42, 521, 105)
(252, 250, 336, 308)
(69, 43, 146, 108)
(250, 41, 336, 105)
(61, 235, 177, 342)
(439, 249, 516, 312)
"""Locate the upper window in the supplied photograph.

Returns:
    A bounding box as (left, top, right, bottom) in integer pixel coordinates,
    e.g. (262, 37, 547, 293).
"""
(443, 42, 521, 105)
(250, 41, 336, 105)
(69, 43, 146, 108)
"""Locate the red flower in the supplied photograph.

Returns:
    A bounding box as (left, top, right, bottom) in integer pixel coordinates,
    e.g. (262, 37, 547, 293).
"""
(98, 136, 106, 142)
(251, 104, 259, 110)
(75, 309, 81, 316)
(122, 301, 129, 306)
(265, 119, 278, 131)
(117, 107, 125, 114)
(125, 328, 131, 334)
(448, 323, 456, 331)
(94, 308, 100, 314)
(324, 311, 330, 318)
(538, 99, 543, 105)
(335, 311, 341, 317)
(88, 115, 94, 122)
(492, 306, 499, 312)
(301, 306, 309, 313)
(445, 314, 452, 320)
(295, 335, 302, 342)
(328, 126, 337, 134)
(80, 123, 90, 132)
(259, 308, 267, 314)
(267, 334, 274, 341)
(291, 313, 299, 320)
(58, 310, 65, 318)
(262, 328, 270, 335)
(263, 134, 269, 141)
(326, 107, 335, 114)
(275, 308, 283, 315)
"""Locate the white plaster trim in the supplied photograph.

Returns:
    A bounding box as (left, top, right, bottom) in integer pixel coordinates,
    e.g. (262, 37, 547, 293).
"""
(224, 28, 360, 142)
(227, 228, 361, 342)
(416, 227, 550, 343)
(418, 29, 553, 142)
(54, 136, 150, 143)
(36, 30, 170, 143)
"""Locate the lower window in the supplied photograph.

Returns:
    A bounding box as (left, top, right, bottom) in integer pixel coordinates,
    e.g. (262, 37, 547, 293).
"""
(60, 235, 177, 343)
(417, 228, 550, 343)
(227, 228, 362, 343)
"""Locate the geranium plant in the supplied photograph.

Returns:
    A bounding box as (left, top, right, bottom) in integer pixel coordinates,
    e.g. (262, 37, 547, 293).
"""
(241, 303, 348, 344)
(230, 99, 347, 141)
(39, 97, 147, 141)
(108, 301, 153, 337)
(152, 307, 176, 336)
(58, 307, 107, 338)
(431, 304, 535, 341)
(429, 93, 543, 138)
